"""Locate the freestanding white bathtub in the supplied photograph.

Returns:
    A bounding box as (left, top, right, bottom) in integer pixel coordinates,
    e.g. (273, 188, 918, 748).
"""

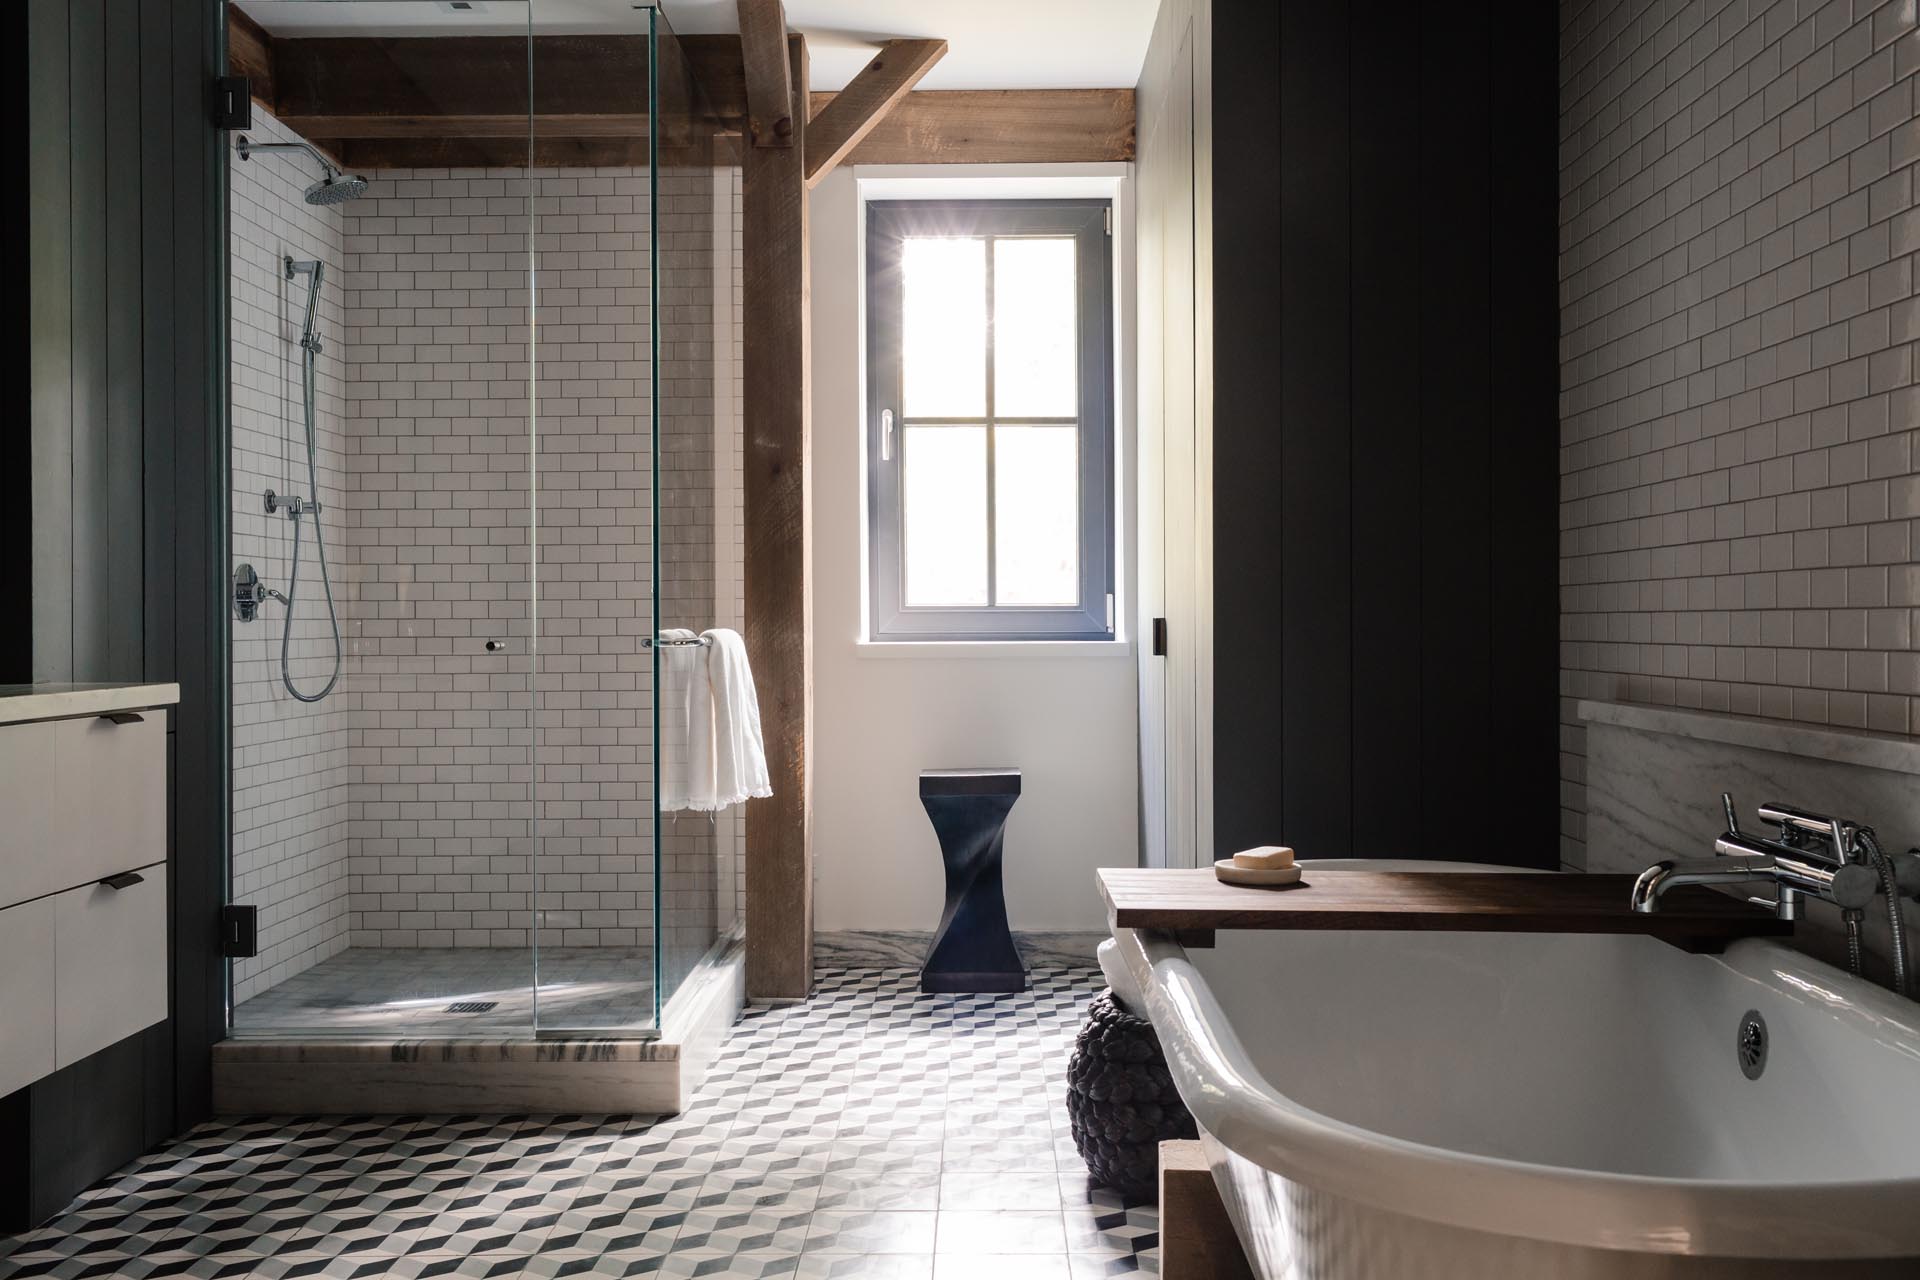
(1108, 860, 1920, 1279)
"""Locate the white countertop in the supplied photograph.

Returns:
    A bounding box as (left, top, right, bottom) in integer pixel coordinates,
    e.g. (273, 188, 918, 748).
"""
(0, 683, 182, 727)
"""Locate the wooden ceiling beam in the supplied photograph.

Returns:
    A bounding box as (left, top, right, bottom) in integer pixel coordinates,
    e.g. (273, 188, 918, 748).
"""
(281, 114, 650, 140)
(330, 136, 653, 171)
(228, 4, 275, 108)
(804, 39, 947, 186)
(227, 8, 1134, 172)
(809, 88, 1136, 166)
(736, 0, 795, 147)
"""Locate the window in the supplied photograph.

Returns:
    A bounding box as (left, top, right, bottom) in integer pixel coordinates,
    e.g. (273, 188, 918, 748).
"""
(866, 200, 1115, 641)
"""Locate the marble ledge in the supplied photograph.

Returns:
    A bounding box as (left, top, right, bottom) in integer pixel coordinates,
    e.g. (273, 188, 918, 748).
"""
(813, 929, 1105, 971)
(1578, 699, 1920, 777)
(214, 1038, 678, 1064)
(0, 682, 181, 726)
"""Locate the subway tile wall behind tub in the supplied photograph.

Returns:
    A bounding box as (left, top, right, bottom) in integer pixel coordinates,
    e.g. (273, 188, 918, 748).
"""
(229, 109, 356, 1003)
(1558, 0, 1920, 869)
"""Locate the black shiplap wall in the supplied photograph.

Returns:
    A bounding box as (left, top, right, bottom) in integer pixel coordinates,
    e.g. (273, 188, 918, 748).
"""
(1210, 0, 1559, 865)
(2, 0, 225, 1230)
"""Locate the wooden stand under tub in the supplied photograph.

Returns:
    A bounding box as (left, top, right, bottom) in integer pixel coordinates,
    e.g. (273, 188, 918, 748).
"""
(1099, 866, 1793, 953)
(1159, 1139, 1255, 1280)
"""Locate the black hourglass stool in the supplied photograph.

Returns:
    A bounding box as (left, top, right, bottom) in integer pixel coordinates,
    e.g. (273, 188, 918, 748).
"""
(918, 768, 1027, 993)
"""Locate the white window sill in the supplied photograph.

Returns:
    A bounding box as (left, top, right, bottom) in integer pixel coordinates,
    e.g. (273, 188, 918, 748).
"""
(854, 639, 1135, 660)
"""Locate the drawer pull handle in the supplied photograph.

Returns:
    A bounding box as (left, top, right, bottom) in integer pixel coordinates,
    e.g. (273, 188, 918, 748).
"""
(100, 871, 145, 890)
(100, 712, 144, 725)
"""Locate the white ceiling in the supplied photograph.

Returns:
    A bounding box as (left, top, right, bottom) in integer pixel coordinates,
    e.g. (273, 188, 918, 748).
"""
(238, 1, 1160, 91)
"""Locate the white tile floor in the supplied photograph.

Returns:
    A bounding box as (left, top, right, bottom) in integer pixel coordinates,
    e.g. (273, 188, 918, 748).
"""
(0, 967, 1159, 1278)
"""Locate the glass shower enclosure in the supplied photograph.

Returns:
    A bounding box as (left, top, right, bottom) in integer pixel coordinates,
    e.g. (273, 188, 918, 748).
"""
(223, 0, 736, 1039)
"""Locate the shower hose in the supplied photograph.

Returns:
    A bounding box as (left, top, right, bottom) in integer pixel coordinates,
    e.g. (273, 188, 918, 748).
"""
(280, 314, 342, 704)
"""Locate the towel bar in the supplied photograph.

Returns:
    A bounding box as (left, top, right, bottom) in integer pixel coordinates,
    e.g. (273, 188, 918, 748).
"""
(643, 635, 710, 648)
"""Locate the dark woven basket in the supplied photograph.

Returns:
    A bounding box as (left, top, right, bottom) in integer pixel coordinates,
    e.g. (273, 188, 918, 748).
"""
(1065, 988, 1197, 1199)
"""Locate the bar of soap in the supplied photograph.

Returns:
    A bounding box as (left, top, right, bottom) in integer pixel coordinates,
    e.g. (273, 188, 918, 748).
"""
(1231, 846, 1295, 871)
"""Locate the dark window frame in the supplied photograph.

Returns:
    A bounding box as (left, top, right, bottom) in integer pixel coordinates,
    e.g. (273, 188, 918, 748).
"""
(865, 199, 1115, 642)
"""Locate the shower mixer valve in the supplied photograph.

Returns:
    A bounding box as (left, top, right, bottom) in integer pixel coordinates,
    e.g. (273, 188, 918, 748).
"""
(231, 563, 289, 623)
(264, 489, 321, 518)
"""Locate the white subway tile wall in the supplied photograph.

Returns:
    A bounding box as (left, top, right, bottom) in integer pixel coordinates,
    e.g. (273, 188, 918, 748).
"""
(1559, 0, 1920, 868)
(229, 110, 355, 1004)
(229, 107, 745, 1012)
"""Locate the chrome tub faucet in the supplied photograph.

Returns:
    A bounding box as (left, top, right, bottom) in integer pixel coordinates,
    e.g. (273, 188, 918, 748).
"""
(1631, 793, 1919, 995)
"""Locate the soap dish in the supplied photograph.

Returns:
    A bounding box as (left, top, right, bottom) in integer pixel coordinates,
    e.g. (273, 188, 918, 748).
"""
(1214, 859, 1302, 888)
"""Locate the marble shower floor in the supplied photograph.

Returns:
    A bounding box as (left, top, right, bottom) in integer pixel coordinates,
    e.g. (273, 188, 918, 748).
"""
(233, 947, 658, 1037)
(0, 966, 1158, 1279)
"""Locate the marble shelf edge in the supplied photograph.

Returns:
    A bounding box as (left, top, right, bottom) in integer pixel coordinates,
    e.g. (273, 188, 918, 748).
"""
(1577, 699, 1920, 777)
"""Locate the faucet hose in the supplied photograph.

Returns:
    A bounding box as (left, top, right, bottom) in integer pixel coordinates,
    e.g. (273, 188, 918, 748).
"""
(1858, 829, 1909, 998)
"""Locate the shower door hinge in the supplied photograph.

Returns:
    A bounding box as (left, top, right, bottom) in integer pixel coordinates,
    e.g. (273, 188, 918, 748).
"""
(211, 76, 253, 130)
(221, 905, 259, 959)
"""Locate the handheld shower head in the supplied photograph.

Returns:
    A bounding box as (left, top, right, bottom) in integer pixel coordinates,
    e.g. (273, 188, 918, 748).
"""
(235, 135, 369, 206)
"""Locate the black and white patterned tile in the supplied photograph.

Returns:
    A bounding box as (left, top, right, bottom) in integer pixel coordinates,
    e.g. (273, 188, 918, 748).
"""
(0, 967, 1157, 1279)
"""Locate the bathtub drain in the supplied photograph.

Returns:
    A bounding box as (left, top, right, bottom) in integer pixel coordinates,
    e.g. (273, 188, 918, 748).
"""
(1737, 1010, 1768, 1080)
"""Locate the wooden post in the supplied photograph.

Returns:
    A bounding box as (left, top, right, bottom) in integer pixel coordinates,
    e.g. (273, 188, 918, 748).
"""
(741, 31, 813, 1002)
(1159, 1139, 1255, 1280)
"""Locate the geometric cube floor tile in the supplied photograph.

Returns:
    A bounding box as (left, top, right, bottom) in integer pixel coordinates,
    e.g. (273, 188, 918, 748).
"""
(0, 967, 1160, 1280)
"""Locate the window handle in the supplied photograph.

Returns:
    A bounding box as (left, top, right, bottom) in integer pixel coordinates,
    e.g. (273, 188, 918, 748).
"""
(880, 408, 894, 461)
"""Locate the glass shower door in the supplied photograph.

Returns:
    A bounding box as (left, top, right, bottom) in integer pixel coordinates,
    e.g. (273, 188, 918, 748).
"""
(526, 1, 732, 1034)
(224, 0, 549, 1039)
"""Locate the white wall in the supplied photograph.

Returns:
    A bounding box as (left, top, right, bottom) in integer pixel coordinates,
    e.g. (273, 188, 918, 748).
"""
(808, 165, 1141, 934)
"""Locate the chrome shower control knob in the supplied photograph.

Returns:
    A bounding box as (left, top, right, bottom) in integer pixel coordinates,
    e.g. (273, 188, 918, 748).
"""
(1831, 863, 1879, 911)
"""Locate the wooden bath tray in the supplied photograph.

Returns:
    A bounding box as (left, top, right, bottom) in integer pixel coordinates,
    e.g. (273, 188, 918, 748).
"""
(1098, 868, 1794, 953)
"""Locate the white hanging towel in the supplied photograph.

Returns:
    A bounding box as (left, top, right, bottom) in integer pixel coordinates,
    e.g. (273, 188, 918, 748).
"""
(657, 629, 713, 812)
(700, 627, 773, 809)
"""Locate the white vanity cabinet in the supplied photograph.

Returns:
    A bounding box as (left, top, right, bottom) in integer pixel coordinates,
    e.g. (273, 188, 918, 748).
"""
(0, 683, 178, 1097)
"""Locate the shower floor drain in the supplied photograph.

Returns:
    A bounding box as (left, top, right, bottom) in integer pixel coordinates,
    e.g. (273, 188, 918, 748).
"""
(445, 1001, 498, 1013)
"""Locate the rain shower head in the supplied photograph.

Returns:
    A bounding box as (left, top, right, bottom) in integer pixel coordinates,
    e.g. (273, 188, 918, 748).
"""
(305, 172, 369, 206)
(235, 135, 369, 206)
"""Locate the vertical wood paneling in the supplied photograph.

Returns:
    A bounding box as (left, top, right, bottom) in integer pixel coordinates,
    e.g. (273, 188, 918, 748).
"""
(68, 0, 110, 679)
(1198, 0, 1554, 868)
(141, 0, 177, 683)
(1417, 0, 1494, 833)
(0, 4, 31, 684)
(1489, 0, 1561, 847)
(105, 0, 145, 682)
(1277, 0, 1352, 854)
(1349, 0, 1423, 850)
(1206, 0, 1280, 858)
(28, 0, 72, 682)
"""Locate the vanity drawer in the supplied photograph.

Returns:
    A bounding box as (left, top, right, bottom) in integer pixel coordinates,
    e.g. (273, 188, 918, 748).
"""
(0, 722, 57, 906)
(53, 862, 168, 1070)
(0, 895, 57, 1096)
(0, 711, 166, 908)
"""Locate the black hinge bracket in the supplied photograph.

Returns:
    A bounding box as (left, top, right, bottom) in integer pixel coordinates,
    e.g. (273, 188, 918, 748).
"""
(220, 905, 259, 958)
(211, 76, 252, 130)
(1151, 617, 1168, 656)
